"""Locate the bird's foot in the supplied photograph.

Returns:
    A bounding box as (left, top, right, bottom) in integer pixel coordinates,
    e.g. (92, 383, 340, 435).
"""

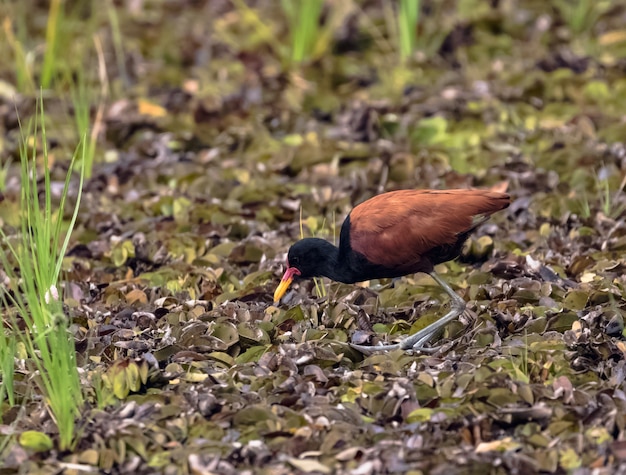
(349, 340, 441, 354)
(350, 325, 441, 354)
(350, 296, 466, 354)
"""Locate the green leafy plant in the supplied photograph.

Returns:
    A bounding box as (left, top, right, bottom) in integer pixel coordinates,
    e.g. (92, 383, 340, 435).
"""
(0, 97, 85, 450)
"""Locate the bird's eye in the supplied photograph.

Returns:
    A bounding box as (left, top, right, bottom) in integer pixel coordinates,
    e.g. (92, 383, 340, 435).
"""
(290, 257, 300, 267)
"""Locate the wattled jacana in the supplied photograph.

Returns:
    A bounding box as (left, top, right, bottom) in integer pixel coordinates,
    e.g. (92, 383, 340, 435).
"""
(273, 189, 510, 352)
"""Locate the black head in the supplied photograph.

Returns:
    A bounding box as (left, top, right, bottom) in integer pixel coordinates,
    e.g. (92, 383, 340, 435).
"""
(287, 238, 336, 278)
(274, 238, 338, 302)
(274, 238, 341, 303)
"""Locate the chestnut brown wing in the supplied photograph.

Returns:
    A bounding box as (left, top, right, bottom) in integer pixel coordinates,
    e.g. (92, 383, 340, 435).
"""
(349, 189, 510, 270)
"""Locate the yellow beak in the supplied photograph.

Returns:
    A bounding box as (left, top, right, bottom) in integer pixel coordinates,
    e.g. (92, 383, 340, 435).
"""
(273, 277, 293, 303)
(273, 267, 301, 303)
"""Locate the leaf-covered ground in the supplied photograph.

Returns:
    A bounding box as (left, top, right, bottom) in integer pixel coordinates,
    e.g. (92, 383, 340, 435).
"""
(2, 1, 626, 473)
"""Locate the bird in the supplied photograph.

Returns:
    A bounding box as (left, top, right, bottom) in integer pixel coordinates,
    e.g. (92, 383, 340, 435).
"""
(273, 188, 510, 352)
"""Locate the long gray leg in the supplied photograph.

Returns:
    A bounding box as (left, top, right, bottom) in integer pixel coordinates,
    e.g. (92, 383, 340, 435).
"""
(350, 271, 466, 353)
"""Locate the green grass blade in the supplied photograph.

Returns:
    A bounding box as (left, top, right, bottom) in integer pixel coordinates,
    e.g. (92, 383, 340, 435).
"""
(41, 0, 64, 88)
(0, 314, 16, 409)
(398, 0, 419, 61)
(289, 0, 324, 63)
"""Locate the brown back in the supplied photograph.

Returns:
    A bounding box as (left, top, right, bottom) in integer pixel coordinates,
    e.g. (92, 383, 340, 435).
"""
(349, 189, 510, 269)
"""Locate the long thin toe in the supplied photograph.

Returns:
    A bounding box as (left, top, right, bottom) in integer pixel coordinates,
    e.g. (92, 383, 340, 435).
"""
(350, 342, 402, 354)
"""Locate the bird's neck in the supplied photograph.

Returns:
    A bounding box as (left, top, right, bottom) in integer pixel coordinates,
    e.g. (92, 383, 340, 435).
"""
(309, 240, 357, 283)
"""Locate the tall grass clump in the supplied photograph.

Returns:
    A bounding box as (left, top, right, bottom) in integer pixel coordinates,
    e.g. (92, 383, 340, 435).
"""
(0, 98, 85, 450)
